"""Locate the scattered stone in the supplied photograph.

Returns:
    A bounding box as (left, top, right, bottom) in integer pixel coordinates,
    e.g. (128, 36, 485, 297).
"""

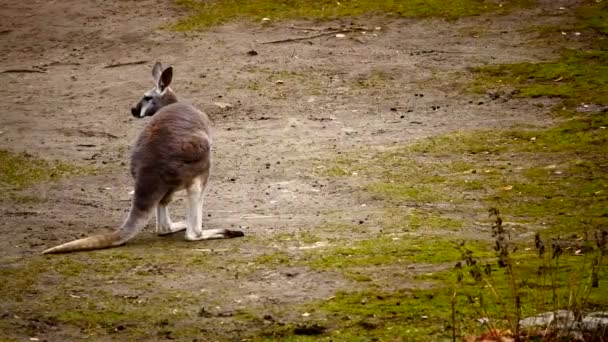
(275, 80, 284, 85)
(247, 49, 258, 56)
(520, 310, 608, 335)
(342, 128, 357, 135)
(581, 312, 608, 332)
(213, 102, 233, 110)
(575, 104, 608, 113)
(284, 271, 299, 277)
(335, 33, 346, 38)
(487, 91, 502, 100)
(520, 311, 571, 328)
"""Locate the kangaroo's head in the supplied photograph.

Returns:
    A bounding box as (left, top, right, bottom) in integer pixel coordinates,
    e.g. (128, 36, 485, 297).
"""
(131, 62, 178, 118)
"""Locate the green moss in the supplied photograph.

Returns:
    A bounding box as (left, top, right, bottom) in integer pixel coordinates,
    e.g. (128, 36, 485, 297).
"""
(324, 166, 351, 177)
(321, 110, 607, 235)
(313, 242, 608, 341)
(305, 236, 491, 270)
(0, 150, 89, 190)
(411, 115, 608, 156)
(576, 0, 608, 36)
(173, 0, 531, 31)
(353, 70, 390, 89)
(367, 182, 447, 203)
(318, 289, 460, 339)
(254, 251, 293, 266)
(471, 50, 608, 106)
(0, 252, 213, 340)
(46, 288, 199, 337)
(471, 1, 608, 106)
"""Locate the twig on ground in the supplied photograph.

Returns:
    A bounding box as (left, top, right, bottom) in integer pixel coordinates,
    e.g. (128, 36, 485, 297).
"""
(260, 29, 357, 44)
(289, 25, 370, 31)
(1, 68, 47, 74)
(103, 60, 147, 68)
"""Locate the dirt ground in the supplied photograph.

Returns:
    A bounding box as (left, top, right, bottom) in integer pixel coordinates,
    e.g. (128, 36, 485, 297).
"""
(0, 0, 587, 340)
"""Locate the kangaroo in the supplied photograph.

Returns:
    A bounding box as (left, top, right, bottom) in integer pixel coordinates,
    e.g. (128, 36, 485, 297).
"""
(42, 62, 243, 254)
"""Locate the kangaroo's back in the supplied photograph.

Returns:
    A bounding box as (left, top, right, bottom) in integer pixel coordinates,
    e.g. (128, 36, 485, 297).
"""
(131, 103, 213, 189)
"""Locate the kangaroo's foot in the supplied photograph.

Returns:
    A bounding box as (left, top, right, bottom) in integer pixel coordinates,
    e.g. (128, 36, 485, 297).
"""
(157, 221, 188, 236)
(185, 228, 244, 241)
(156, 204, 187, 235)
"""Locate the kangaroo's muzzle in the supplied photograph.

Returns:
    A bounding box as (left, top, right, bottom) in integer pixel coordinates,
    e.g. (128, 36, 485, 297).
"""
(131, 106, 140, 118)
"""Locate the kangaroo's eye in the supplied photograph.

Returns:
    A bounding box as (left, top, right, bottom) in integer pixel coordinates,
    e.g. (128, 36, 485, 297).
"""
(143, 96, 153, 101)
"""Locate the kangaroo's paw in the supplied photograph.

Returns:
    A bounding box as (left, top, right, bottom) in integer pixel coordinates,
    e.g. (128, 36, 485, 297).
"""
(157, 221, 188, 236)
(185, 228, 245, 241)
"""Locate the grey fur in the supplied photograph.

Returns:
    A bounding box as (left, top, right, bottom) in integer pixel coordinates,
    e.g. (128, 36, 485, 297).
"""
(42, 62, 244, 254)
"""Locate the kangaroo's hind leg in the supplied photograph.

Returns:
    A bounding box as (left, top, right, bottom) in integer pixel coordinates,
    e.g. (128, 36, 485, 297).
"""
(156, 191, 187, 236)
(184, 172, 243, 241)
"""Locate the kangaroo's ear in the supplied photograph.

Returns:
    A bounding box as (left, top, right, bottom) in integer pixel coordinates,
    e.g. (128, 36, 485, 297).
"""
(159, 66, 173, 91)
(152, 62, 163, 84)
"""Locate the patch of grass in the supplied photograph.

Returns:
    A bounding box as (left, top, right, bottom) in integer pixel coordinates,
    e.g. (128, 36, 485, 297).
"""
(0, 150, 92, 190)
(576, 0, 608, 36)
(367, 181, 448, 203)
(173, 0, 530, 31)
(410, 211, 464, 231)
(471, 1, 608, 107)
(251, 214, 608, 341)
(352, 70, 390, 89)
(318, 288, 472, 340)
(46, 287, 199, 337)
(321, 112, 607, 235)
(376, 207, 464, 232)
(305, 236, 491, 270)
(254, 251, 293, 266)
(0, 250, 224, 340)
(313, 222, 608, 341)
(408, 116, 608, 234)
(412, 114, 608, 155)
(471, 50, 608, 106)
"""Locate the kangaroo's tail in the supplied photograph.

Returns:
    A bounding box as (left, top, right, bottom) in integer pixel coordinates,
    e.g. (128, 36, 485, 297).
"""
(42, 231, 129, 254)
(42, 193, 157, 254)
